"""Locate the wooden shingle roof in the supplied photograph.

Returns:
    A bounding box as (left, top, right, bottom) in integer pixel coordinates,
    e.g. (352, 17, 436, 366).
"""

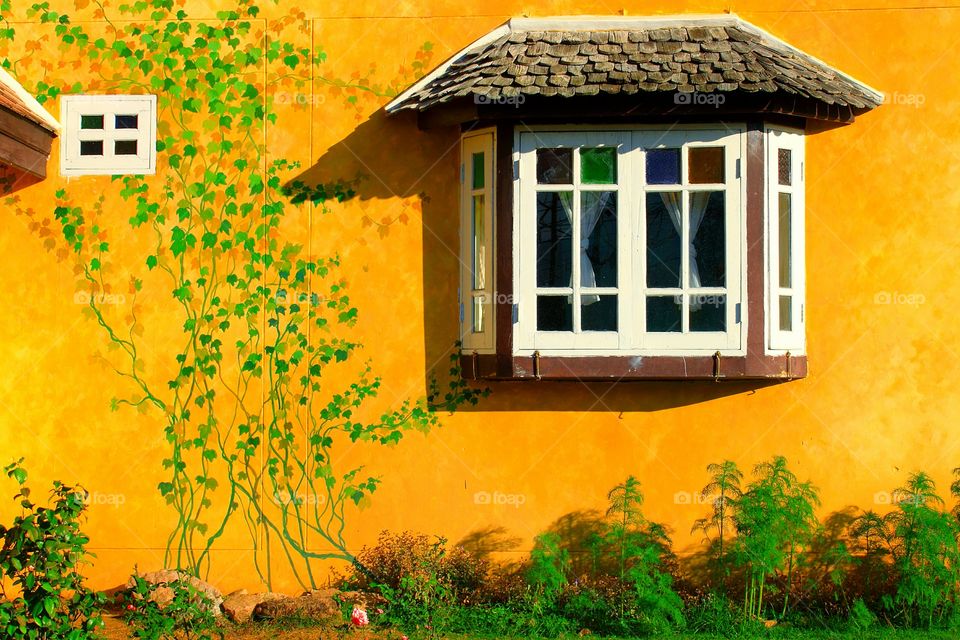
(386, 15, 882, 117)
(0, 66, 59, 133)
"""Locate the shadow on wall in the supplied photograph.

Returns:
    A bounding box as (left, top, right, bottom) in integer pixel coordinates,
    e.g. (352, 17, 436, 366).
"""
(291, 108, 785, 413)
(1, 165, 43, 194)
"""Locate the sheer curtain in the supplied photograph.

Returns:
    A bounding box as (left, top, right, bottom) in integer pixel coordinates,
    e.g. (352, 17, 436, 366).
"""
(658, 192, 711, 310)
(559, 192, 612, 305)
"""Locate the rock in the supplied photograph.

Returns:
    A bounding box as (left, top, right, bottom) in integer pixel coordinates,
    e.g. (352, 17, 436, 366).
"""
(125, 569, 223, 616)
(252, 588, 383, 622)
(222, 591, 288, 623)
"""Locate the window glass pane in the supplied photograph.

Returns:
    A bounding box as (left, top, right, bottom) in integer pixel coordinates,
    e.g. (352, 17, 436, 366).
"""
(582, 295, 617, 332)
(537, 296, 572, 331)
(80, 140, 104, 156)
(472, 195, 486, 290)
(688, 147, 724, 184)
(691, 191, 725, 288)
(646, 193, 681, 288)
(779, 295, 793, 331)
(779, 193, 792, 288)
(646, 148, 680, 184)
(580, 147, 616, 184)
(80, 115, 103, 129)
(646, 295, 681, 332)
(472, 296, 486, 333)
(115, 140, 138, 156)
(537, 148, 572, 184)
(115, 114, 139, 129)
(472, 152, 484, 189)
(537, 192, 573, 288)
(778, 148, 792, 186)
(690, 294, 726, 332)
(582, 192, 617, 287)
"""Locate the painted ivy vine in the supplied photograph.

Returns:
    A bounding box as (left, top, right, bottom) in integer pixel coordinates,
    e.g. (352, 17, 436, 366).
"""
(0, 0, 480, 589)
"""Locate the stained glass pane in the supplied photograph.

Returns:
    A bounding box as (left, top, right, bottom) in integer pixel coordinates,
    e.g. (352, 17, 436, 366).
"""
(779, 193, 792, 288)
(779, 295, 793, 331)
(647, 296, 681, 332)
(690, 294, 726, 332)
(80, 140, 103, 156)
(581, 147, 616, 184)
(472, 194, 486, 290)
(582, 295, 617, 331)
(778, 148, 792, 186)
(80, 115, 103, 129)
(537, 296, 572, 331)
(537, 192, 573, 287)
(646, 148, 680, 185)
(646, 193, 681, 288)
(472, 152, 484, 189)
(691, 191, 725, 288)
(537, 148, 573, 184)
(582, 192, 617, 287)
(115, 140, 138, 155)
(689, 147, 724, 184)
(115, 114, 139, 130)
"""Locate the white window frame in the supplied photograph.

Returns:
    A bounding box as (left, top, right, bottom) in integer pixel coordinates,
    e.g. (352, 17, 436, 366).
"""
(513, 124, 747, 357)
(765, 126, 806, 354)
(459, 129, 496, 353)
(60, 95, 157, 176)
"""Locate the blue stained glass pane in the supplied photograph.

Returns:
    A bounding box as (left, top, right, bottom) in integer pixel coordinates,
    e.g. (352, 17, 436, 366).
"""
(646, 148, 681, 185)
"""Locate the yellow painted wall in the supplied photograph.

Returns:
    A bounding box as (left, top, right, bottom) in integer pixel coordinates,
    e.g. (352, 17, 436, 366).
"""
(0, 0, 957, 594)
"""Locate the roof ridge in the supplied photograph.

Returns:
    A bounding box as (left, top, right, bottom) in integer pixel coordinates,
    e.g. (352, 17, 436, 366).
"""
(0, 65, 60, 132)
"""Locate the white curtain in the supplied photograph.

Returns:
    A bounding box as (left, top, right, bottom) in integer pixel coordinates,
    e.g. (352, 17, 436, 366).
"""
(558, 192, 612, 306)
(658, 192, 712, 310)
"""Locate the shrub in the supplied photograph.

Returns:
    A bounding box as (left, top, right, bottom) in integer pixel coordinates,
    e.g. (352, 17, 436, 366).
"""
(0, 459, 104, 640)
(882, 471, 960, 628)
(123, 573, 223, 640)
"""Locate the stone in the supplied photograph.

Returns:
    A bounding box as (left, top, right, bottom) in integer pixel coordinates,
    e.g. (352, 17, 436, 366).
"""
(125, 569, 223, 616)
(222, 592, 288, 623)
(251, 588, 385, 622)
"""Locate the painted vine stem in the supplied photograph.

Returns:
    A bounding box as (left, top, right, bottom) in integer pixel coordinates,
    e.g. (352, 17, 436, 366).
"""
(0, 0, 477, 588)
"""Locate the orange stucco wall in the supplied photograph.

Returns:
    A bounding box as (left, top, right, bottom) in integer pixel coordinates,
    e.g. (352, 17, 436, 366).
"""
(0, 0, 957, 594)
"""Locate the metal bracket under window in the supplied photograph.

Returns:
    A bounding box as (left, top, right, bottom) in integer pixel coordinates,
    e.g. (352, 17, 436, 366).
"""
(533, 350, 542, 380)
(713, 351, 722, 381)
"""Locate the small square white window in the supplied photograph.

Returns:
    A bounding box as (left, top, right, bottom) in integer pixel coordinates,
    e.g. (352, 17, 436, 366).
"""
(60, 95, 157, 176)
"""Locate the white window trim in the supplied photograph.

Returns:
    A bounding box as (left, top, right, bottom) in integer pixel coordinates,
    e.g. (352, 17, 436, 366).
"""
(765, 125, 806, 355)
(459, 129, 496, 353)
(512, 124, 748, 357)
(60, 94, 157, 176)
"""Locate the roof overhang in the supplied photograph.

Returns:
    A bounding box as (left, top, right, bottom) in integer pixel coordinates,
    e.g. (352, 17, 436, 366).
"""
(0, 66, 59, 180)
(385, 14, 883, 125)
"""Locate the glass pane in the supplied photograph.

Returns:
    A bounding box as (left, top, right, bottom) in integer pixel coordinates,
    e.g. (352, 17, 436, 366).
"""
(647, 295, 681, 332)
(582, 192, 617, 287)
(779, 193, 792, 288)
(80, 114, 103, 129)
(115, 140, 138, 155)
(472, 296, 486, 333)
(582, 295, 617, 332)
(691, 191, 725, 288)
(689, 147, 724, 184)
(537, 296, 572, 331)
(646, 148, 680, 185)
(80, 140, 103, 156)
(472, 152, 484, 189)
(472, 195, 486, 290)
(537, 192, 573, 287)
(115, 114, 139, 129)
(646, 193, 681, 288)
(779, 295, 793, 331)
(537, 148, 572, 184)
(581, 147, 616, 184)
(690, 294, 726, 332)
(778, 149, 792, 186)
